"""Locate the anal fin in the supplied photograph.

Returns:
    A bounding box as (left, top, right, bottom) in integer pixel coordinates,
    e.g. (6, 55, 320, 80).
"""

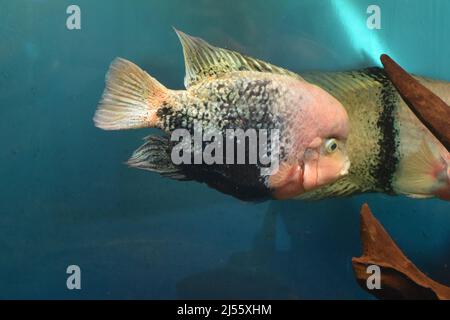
(127, 135, 188, 181)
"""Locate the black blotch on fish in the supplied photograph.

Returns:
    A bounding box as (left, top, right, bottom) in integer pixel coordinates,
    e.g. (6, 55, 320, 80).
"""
(167, 132, 275, 201)
(365, 67, 400, 193)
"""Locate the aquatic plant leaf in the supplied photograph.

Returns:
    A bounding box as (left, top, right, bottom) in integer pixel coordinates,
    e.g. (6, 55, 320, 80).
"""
(352, 204, 450, 300)
(381, 54, 450, 151)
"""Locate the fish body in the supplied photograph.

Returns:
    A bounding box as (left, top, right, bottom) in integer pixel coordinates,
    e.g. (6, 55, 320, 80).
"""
(301, 69, 450, 201)
(158, 71, 350, 199)
(94, 30, 450, 201)
(95, 30, 350, 201)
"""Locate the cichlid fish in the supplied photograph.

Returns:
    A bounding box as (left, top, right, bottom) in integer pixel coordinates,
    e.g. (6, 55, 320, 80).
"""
(300, 70, 450, 201)
(94, 30, 450, 201)
(94, 30, 350, 201)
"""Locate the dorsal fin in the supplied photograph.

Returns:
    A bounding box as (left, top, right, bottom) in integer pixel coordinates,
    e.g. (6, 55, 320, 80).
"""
(302, 68, 387, 104)
(174, 29, 302, 88)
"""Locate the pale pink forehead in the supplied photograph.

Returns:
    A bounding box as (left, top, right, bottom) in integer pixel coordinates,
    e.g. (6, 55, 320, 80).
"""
(298, 81, 350, 140)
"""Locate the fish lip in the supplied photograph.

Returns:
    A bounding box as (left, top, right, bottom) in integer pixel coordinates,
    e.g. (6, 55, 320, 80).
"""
(340, 159, 351, 176)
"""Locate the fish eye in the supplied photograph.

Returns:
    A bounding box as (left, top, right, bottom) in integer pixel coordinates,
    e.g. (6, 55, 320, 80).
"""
(325, 139, 338, 154)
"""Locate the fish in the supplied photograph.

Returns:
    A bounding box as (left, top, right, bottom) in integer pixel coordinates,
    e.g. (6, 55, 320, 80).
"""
(300, 70, 450, 201)
(94, 29, 450, 202)
(94, 30, 351, 201)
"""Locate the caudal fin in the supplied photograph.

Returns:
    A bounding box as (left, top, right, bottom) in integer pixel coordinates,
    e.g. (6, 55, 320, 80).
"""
(94, 58, 167, 130)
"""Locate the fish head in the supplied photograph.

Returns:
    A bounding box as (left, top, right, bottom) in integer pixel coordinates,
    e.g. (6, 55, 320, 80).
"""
(300, 82, 351, 190)
(302, 137, 351, 191)
(268, 80, 351, 199)
(268, 136, 350, 199)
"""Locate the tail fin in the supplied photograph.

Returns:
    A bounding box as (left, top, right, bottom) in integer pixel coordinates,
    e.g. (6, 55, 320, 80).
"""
(94, 58, 167, 130)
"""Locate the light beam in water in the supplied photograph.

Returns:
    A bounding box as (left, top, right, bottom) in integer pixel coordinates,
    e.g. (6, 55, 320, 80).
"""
(331, 0, 385, 65)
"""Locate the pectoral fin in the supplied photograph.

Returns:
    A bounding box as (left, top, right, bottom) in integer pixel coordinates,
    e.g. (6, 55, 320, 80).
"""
(393, 140, 449, 199)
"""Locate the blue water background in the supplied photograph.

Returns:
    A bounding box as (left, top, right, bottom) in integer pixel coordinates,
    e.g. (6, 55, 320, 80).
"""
(0, 0, 449, 299)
